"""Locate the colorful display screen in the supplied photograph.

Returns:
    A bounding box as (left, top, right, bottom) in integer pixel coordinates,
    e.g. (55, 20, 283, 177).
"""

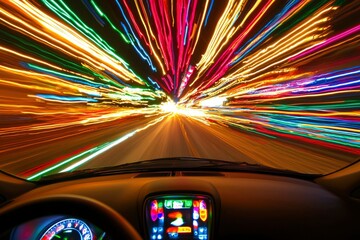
(145, 195, 212, 240)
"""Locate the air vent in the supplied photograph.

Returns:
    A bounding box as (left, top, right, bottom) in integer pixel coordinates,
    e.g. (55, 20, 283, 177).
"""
(134, 172, 172, 178)
(180, 171, 225, 177)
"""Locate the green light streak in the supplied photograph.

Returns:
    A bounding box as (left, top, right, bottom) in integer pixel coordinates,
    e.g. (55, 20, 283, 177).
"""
(90, 0, 130, 43)
(272, 0, 329, 36)
(27, 116, 166, 180)
(42, 0, 131, 64)
(271, 100, 360, 111)
(273, 127, 360, 148)
(228, 122, 277, 139)
(27, 148, 96, 180)
(27, 63, 102, 86)
(265, 118, 360, 148)
(40, 0, 160, 89)
(0, 29, 92, 75)
(59, 131, 136, 172)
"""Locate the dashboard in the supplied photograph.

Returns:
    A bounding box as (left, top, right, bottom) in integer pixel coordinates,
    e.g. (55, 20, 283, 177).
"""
(11, 194, 213, 240)
(2, 171, 360, 239)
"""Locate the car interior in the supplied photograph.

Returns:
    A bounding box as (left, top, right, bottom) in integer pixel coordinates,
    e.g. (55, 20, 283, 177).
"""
(1, 0, 360, 240)
(1, 159, 360, 239)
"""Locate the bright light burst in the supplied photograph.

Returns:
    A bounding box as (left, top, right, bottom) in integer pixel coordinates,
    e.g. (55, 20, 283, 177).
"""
(160, 101, 205, 117)
(0, 0, 360, 179)
(160, 101, 179, 114)
(199, 97, 227, 108)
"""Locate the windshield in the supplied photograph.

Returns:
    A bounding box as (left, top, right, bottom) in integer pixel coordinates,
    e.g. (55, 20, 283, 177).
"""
(0, 1, 359, 181)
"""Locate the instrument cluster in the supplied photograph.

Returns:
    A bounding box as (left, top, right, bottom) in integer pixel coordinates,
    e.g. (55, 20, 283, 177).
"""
(10, 215, 110, 240)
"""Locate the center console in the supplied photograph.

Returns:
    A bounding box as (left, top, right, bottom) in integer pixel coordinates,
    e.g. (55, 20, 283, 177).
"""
(144, 194, 213, 240)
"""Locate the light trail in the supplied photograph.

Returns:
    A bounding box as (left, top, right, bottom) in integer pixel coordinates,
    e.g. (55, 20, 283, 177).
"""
(27, 114, 168, 180)
(0, 0, 359, 178)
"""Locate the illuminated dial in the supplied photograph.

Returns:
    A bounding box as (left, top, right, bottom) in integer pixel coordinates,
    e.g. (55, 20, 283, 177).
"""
(40, 218, 93, 240)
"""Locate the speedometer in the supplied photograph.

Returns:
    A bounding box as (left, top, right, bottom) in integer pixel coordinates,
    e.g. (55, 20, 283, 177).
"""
(40, 218, 93, 240)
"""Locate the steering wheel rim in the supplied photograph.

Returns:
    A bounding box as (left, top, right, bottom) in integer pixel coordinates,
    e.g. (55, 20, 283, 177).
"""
(0, 194, 143, 240)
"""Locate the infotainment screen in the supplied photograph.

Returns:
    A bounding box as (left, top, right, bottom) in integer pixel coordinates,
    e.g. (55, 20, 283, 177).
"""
(144, 195, 212, 240)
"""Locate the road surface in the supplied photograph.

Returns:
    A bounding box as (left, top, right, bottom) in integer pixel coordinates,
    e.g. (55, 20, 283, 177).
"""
(0, 114, 357, 179)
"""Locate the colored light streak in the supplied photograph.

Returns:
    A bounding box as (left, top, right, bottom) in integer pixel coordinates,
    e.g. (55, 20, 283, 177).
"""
(290, 24, 360, 62)
(27, 114, 167, 180)
(0, 1, 359, 178)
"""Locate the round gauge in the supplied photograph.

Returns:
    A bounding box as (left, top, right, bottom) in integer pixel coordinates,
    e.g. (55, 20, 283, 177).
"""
(40, 218, 93, 240)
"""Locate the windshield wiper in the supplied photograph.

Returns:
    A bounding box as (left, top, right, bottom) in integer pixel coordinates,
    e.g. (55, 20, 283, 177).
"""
(38, 157, 318, 182)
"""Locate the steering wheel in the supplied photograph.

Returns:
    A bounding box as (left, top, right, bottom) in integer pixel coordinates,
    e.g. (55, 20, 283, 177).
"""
(0, 194, 143, 240)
